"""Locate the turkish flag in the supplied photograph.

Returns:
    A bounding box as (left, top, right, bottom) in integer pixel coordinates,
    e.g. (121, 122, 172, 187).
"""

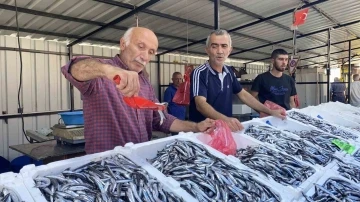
(293, 8, 309, 26)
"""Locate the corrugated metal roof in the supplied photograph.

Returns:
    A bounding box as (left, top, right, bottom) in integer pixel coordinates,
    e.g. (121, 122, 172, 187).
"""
(0, 0, 358, 66)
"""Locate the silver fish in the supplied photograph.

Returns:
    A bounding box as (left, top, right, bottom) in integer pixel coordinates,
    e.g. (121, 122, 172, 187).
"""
(236, 145, 316, 187)
(288, 111, 358, 140)
(336, 161, 360, 184)
(290, 130, 343, 153)
(245, 125, 333, 166)
(303, 178, 360, 202)
(34, 154, 184, 202)
(354, 149, 360, 163)
(148, 140, 282, 202)
(0, 188, 21, 202)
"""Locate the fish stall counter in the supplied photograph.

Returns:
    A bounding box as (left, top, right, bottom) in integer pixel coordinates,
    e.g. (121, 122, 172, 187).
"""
(8, 101, 360, 202)
(124, 132, 292, 202)
(19, 147, 189, 202)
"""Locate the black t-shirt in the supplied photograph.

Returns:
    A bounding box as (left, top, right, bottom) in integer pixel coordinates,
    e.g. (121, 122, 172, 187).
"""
(251, 71, 297, 110)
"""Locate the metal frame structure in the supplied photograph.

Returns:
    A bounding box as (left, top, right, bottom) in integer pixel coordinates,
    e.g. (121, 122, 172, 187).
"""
(0, 0, 359, 118)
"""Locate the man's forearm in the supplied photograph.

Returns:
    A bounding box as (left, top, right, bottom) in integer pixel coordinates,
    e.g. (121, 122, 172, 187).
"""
(71, 58, 113, 81)
(239, 91, 271, 114)
(290, 101, 296, 109)
(197, 102, 228, 120)
(169, 119, 198, 132)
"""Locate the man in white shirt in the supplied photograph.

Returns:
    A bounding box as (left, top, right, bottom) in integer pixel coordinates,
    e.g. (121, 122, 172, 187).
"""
(350, 74, 360, 107)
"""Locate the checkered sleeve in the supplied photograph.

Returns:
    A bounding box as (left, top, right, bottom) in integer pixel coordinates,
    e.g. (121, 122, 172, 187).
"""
(153, 107, 177, 133)
(61, 56, 106, 97)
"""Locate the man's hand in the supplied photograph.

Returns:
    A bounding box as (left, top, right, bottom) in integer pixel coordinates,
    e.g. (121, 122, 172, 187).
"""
(196, 118, 216, 133)
(107, 67, 140, 97)
(269, 109, 286, 120)
(224, 117, 244, 132)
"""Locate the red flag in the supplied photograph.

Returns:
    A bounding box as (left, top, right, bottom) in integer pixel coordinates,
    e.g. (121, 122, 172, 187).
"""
(293, 8, 309, 26)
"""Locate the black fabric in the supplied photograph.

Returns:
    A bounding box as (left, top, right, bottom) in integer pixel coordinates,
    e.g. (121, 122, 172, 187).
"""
(251, 71, 297, 110)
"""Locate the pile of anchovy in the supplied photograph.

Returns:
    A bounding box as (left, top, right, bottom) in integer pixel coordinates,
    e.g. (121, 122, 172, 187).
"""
(34, 154, 183, 202)
(336, 161, 360, 183)
(350, 126, 360, 133)
(245, 125, 333, 166)
(235, 145, 315, 187)
(303, 178, 360, 202)
(0, 188, 20, 202)
(290, 130, 343, 153)
(288, 111, 359, 140)
(148, 140, 281, 202)
(354, 149, 360, 163)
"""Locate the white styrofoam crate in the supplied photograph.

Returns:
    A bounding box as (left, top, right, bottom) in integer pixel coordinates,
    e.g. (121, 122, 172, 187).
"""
(298, 170, 360, 202)
(199, 127, 322, 196)
(318, 102, 360, 124)
(323, 101, 360, 113)
(125, 132, 295, 202)
(20, 148, 189, 202)
(244, 117, 338, 169)
(328, 158, 360, 184)
(300, 106, 360, 130)
(260, 115, 359, 147)
(287, 109, 360, 142)
(0, 172, 35, 202)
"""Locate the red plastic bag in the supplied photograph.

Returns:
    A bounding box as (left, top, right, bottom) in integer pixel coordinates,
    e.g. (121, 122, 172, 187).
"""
(207, 120, 237, 155)
(260, 100, 286, 118)
(172, 67, 192, 106)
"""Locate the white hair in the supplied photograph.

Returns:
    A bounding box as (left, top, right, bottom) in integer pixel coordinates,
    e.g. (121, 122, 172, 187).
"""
(205, 29, 232, 47)
(123, 27, 134, 46)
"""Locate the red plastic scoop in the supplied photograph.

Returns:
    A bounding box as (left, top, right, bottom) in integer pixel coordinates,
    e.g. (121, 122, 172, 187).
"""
(113, 75, 165, 111)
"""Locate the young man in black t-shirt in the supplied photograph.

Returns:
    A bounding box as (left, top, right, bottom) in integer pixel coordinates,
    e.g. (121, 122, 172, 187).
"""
(251, 49, 297, 110)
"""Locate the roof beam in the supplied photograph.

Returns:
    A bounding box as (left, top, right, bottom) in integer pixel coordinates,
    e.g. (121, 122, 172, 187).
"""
(301, 0, 360, 38)
(94, 0, 299, 53)
(158, 0, 328, 55)
(0, 3, 195, 43)
(0, 3, 270, 59)
(67, 0, 161, 47)
(211, 0, 343, 51)
(230, 19, 360, 56)
(300, 47, 360, 61)
(0, 25, 204, 56)
(245, 38, 360, 64)
(298, 54, 360, 68)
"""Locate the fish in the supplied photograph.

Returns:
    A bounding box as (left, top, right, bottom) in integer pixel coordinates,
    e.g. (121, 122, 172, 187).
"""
(336, 161, 360, 184)
(290, 130, 343, 153)
(0, 188, 21, 202)
(34, 154, 184, 202)
(288, 111, 359, 140)
(245, 125, 333, 166)
(353, 149, 360, 163)
(236, 145, 316, 187)
(303, 178, 360, 202)
(148, 140, 282, 202)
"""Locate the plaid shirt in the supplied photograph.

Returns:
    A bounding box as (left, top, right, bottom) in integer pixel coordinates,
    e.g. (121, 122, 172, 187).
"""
(61, 55, 176, 154)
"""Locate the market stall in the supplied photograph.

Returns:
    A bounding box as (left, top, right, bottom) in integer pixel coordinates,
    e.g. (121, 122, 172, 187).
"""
(1, 101, 360, 202)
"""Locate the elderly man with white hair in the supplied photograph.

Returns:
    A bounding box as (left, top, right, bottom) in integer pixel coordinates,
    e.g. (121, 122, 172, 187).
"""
(61, 27, 215, 154)
(350, 74, 360, 107)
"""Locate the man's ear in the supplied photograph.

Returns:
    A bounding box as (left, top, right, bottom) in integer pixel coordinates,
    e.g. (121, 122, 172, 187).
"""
(120, 37, 126, 51)
(205, 46, 210, 55)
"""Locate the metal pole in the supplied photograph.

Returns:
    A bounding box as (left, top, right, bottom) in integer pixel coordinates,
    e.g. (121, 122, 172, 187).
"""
(157, 55, 162, 102)
(348, 40, 351, 104)
(68, 46, 75, 111)
(327, 28, 331, 102)
(214, 0, 220, 29)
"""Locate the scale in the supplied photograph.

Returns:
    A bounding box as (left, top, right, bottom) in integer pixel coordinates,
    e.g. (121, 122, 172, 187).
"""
(52, 124, 85, 145)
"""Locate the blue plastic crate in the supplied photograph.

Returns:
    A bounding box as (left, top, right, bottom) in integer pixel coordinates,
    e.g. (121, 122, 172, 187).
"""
(58, 111, 84, 125)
